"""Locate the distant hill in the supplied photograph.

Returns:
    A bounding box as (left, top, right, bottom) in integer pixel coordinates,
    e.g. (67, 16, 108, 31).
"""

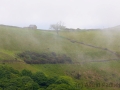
(0, 24, 22, 28)
(104, 25, 120, 30)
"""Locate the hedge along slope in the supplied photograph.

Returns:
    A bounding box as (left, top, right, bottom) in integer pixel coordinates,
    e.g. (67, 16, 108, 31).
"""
(18, 51, 72, 64)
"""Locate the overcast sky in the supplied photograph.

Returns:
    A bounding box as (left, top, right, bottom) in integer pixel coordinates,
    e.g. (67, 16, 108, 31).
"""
(0, 0, 120, 29)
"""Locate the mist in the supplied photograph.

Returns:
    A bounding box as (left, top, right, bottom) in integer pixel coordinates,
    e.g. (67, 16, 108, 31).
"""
(1, 0, 120, 29)
(0, 0, 120, 89)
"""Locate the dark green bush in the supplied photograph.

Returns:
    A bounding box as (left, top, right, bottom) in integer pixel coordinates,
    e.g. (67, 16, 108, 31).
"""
(18, 51, 72, 64)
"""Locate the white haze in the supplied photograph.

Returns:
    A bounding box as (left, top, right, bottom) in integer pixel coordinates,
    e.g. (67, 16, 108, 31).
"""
(0, 0, 120, 29)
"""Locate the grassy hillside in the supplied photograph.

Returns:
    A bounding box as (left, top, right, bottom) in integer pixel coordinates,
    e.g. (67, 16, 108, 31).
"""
(0, 26, 73, 60)
(0, 26, 120, 89)
(1, 26, 118, 62)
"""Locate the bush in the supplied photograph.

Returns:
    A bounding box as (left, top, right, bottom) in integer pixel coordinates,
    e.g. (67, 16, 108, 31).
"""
(18, 51, 72, 64)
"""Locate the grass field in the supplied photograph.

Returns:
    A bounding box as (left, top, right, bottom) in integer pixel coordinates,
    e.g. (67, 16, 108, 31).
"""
(0, 25, 120, 89)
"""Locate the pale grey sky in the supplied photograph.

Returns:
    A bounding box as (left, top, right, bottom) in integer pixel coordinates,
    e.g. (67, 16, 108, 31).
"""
(0, 0, 120, 29)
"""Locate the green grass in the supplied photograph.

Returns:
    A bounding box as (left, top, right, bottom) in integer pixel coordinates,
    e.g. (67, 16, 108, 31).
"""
(0, 26, 120, 90)
(0, 26, 117, 62)
(59, 30, 120, 52)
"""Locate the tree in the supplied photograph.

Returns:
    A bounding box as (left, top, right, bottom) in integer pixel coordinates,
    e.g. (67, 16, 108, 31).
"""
(50, 21, 66, 35)
(21, 69, 32, 77)
(32, 72, 48, 87)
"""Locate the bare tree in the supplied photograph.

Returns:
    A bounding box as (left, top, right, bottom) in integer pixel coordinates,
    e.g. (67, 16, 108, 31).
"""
(50, 21, 66, 35)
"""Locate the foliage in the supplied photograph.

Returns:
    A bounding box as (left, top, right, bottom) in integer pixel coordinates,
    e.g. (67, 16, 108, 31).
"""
(21, 69, 33, 77)
(18, 51, 72, 64)
(50, 21, 66, 35)
(0, 66, 76, 90)
(50, 21, 66, 30)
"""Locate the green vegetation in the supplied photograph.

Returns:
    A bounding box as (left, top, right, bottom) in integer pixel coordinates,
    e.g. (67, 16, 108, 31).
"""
(0, 25, 120, 90)
(18, 51, 72, 64)
(0, 66, 75, 90)
(0, 26, 118, 62)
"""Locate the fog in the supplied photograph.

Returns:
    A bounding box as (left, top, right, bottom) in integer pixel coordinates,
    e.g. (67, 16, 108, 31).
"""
(0, 0, 120, 29)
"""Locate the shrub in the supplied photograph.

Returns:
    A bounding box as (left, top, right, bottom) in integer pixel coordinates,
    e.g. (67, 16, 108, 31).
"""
(18, 51, 72, 64)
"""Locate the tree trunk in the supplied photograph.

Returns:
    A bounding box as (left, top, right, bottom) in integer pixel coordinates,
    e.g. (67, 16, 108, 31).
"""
(56, 29, 59, 35)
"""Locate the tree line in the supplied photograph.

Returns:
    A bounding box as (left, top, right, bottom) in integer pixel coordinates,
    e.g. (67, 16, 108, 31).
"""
(0, 66, 76, 90)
